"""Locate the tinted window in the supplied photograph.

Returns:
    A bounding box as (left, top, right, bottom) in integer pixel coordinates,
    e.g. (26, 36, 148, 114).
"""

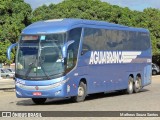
(82, 28, 150, 53)
(66, 28, 82, 69)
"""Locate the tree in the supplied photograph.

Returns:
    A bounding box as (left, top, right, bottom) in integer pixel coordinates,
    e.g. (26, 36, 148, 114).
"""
(142, 8, 160, 55)
(0, 40, 13, 64)
(0, 0, 32, 63)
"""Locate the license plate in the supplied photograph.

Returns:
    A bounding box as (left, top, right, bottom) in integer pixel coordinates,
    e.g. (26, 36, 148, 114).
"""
(33, 92, 42, 96)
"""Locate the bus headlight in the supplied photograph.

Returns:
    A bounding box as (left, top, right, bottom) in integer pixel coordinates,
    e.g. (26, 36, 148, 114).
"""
(16, 82, 25, 88)
(51, 78, 69, 88)
(16, 90, 22, 96)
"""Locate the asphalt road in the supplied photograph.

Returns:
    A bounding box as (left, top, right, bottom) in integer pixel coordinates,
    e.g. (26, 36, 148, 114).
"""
(0, 75, 160, 119)
(0, 78, 14, 90)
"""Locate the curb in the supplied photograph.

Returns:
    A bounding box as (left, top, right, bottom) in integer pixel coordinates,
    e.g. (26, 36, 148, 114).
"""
(0, 87, 15, 91)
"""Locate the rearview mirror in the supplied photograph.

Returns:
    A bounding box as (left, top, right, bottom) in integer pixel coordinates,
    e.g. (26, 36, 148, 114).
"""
(62, 40, 74, 58)
(7, 43, 18, 60)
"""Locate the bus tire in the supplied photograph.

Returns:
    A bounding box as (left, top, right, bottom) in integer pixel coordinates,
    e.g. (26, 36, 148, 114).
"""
(32, 98, 46, 105)
(133, 76, 142, 93)
(126, 76, 134, 94)
(152, 70, 157, 75)
(71, 82, 87, 102)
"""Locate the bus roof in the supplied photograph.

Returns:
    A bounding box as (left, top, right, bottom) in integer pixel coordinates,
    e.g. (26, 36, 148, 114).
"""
(22, 18, 149, 34)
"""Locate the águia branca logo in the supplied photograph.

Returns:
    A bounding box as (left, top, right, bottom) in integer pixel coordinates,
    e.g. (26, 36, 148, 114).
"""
(89, 51, 141, 64)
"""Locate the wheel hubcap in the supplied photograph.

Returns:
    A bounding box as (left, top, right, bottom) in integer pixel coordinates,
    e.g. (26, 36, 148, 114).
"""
(135, 80, 140, 89)
(153, 71, 156, 75)
(78, 87, 84, 97)
(129, 81, 133, 91)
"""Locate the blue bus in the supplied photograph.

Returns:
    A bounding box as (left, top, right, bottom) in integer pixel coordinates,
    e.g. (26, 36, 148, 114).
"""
(7, 19, 152, 104)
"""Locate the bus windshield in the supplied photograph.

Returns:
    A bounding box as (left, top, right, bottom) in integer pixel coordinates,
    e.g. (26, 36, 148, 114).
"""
(16, 33, 66, 80)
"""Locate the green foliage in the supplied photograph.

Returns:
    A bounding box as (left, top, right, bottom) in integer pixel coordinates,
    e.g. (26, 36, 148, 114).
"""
(0, 40, 13, 64)
(0, 0, 32, 64)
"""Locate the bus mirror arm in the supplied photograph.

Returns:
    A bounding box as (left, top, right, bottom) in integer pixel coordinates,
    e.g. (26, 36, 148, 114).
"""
(62, 40, 75, 58)
(7, 43, 18, 60)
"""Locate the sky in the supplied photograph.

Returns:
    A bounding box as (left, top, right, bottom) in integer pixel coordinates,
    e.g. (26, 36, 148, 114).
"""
(24, 0, 160, 11)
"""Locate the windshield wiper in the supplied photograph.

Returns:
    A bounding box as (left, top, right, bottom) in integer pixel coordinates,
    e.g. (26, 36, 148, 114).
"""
(24, 61, 36, 79)
(24, 58, 51, 80)
(38, 59, 51, 80)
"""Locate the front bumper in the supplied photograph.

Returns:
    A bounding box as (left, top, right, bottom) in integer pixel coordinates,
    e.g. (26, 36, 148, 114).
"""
(15, 77, 70, 98)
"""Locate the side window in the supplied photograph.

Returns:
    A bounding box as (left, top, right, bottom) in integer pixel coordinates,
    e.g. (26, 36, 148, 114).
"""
(106, 30, 123, 50)
(127, 32, 150, 51)
(122, 31, 129, 50)
(83, 28, 126, 52)
(82, 28, 95, 53)
(123, 31, 135, 50)
(82, 28, 150, 52)
(139, 33, 150, 50)
(67, 28, 82, 69)
(82, 28, 106, 54)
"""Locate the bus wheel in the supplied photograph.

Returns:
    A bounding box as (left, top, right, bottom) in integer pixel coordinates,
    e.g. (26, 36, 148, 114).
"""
(126, 76, 134, 94)
(152, 70, 157, 75)
(133, 76, 141, 93)
(32, 98, 46, 105)
(71, 82, 87, 102)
